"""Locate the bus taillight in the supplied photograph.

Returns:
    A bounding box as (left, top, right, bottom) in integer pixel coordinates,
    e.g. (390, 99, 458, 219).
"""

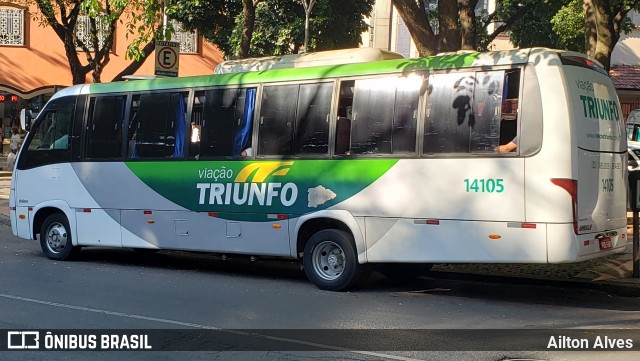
(551, 178, 578, 234)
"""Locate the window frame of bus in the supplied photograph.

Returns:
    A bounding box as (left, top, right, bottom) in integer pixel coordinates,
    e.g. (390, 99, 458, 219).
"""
(18, 95, 83, 170)
(256, 80, 334, 158)
(422, 68, 521, 156)
(125, 90, 190, 160)
(332, 75, 422, 157)
(83, 94, 127, 160)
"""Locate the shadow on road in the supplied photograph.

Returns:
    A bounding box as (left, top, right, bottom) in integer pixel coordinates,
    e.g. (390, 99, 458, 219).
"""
(54, 247, 640, 312)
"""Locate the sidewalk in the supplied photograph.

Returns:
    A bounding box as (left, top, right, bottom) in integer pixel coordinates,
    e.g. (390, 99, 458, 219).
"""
(430, 239, 640, 296)
(0, 152, 638, 295)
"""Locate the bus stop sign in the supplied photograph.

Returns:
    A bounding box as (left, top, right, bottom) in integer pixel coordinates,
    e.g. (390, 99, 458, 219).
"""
(155, 41, 180, 77)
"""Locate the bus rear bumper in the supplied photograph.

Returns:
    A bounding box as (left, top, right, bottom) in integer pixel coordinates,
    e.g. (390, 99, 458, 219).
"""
(547, 223, 628, 263)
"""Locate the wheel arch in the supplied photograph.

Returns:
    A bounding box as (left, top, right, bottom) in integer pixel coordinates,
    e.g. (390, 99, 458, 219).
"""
(32, 201, 75, 244)
(293, 210, 366, 263)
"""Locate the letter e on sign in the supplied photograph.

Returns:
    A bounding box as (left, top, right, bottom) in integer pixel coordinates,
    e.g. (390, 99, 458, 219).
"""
(155, 41, 180, 77)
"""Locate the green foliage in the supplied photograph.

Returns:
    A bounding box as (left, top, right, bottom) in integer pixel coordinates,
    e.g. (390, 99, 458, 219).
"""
(125, 0, 166, 61)
(169, 0, 374, 58)
(550, 0, 584, 52)
(504, 0, 567, 49)
(167, 0, 240, 55)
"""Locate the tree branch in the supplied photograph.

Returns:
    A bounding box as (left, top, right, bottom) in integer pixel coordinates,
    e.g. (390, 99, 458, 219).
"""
(111, 38, 156, 82)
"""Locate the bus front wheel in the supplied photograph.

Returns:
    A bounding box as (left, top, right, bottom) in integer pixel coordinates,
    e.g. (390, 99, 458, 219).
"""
(40, 213, 79, 261)
(303, 229, 365, 291)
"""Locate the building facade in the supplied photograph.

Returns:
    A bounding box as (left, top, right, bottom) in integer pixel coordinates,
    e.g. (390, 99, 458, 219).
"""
(611, 10, 640, 120)
(0, 2, 223, 133)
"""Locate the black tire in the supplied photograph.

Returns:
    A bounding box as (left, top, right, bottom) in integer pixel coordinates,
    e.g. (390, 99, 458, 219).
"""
(40, 213, 79, 261)
(302, 229, 366, 291)
(377, 263, 433, 280)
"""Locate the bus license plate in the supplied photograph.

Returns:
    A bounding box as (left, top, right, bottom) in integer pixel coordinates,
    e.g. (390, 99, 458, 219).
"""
(599, 237, 612, 250)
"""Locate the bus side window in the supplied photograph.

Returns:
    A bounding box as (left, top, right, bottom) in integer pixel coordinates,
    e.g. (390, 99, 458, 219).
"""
(134, 92, 187, 158)
(335, 81, 354, 155)
(258, 85, 297, 156)
(199, 88, 255, 158)
(424, 72, 474, 154)
(495, 69, 521, 154)
(27, 101, 74, 152)
(127, 97, 139, 159)
(293, 83, 331, 155)
(19, 96, 76, 169)
(85, 95, 125, 159)
(335, 117, 351, 155)
(190, 91, 204, 159)
(499, 98, 518, 146)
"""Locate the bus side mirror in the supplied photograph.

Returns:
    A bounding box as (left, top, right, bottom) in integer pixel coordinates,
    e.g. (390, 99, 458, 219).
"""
(20, 109, 32, 131)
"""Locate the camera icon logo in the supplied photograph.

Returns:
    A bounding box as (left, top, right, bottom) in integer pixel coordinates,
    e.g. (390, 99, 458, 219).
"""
(7, 331, 40, 349)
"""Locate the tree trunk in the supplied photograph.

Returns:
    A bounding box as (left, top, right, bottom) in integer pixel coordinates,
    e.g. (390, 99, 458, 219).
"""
(437, 0, 460, 52)
(583, 0, 616, 70)
(458, 0, 478, 51)
(304, 10, 311, 52)
(111, 39, 156, 82)
(391, 0, 437, 56)
(302, 0, 316, 52)
(240, 0, 257, 58)
(60, 27, 89, 84)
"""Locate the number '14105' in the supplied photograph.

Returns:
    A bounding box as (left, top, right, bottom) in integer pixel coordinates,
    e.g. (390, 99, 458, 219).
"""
(464, 178, 504, 193)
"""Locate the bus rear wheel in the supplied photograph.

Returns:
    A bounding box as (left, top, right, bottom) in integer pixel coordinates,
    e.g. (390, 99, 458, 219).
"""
(303, 229, 365, 291)
(40, 213, 79, 261)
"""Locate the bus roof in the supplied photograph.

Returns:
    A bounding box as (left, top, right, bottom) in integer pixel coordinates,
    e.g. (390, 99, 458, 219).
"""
(214, 48, 405, 74)
(52, 48, 570, 99)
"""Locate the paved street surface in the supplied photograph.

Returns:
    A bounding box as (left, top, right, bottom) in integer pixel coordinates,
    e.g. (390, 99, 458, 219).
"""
(1, 220, 639, 361)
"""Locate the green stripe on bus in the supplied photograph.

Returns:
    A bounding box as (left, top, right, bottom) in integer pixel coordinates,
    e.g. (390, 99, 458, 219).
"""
(126, 159, 398, 220)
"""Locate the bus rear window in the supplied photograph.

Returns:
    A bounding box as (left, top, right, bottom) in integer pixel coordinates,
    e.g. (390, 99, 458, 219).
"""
(560, 55, 608, 76)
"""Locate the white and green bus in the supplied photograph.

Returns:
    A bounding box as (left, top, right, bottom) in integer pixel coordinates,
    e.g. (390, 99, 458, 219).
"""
(10, 48, 628, 291)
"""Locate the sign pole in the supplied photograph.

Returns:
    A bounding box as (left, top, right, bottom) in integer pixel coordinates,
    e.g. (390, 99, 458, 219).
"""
(629, 171, 640, 278)
(634, 209, 639, 277)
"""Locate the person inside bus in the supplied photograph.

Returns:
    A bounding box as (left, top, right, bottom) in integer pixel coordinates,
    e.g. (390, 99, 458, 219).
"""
(241, 145, 252, 157)
(50, 133, 69, 150)
(190, 122, 200, 143)
(496, 135, 518, 153)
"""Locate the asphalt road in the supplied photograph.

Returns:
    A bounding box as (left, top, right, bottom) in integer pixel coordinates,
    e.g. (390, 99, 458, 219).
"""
(1, 222, 639, 361)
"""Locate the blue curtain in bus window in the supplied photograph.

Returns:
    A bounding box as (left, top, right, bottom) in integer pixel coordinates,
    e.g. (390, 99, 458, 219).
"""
(173, 95, 186, 158)
(234, 88, 255, 155)
(470, 71, 504, 152)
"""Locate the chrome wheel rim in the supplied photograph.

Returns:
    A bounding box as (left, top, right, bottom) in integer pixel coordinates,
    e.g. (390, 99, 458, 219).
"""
(45, 222, 68, 254)
(312, 241, 345, 281)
